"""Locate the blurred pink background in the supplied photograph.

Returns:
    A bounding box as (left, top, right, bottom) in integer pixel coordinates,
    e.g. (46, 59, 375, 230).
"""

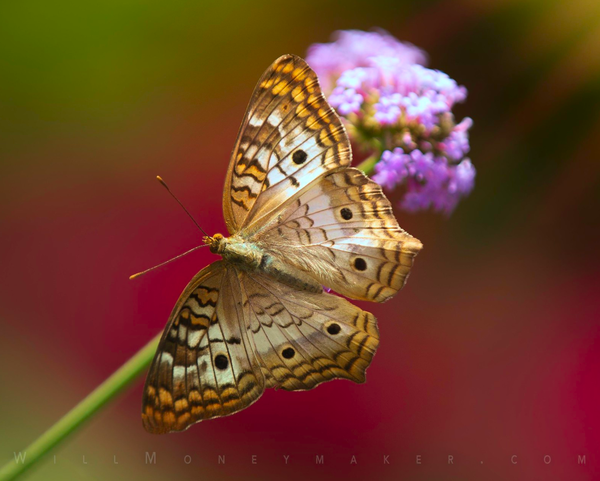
(1, 0, 599, 480)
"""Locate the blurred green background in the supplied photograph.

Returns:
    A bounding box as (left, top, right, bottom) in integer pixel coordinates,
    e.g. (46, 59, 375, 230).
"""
(1, 0, 599, 480)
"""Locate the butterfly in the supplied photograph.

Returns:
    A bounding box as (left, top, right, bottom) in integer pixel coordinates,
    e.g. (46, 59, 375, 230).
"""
(141, 54, 422, 434)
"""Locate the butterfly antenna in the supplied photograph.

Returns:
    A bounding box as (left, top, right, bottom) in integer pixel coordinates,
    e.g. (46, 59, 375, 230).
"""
(129, 244, 209, 280)
(156, 175, 209, 237)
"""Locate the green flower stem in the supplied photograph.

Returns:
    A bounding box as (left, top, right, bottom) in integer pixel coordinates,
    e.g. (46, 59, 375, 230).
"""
(0, 162, 377, 481)
(356, 154, 380, 176)
(0, 334, 161, 481)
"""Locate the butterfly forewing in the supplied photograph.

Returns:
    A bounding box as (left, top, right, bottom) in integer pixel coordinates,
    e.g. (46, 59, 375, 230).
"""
(223, 54, 351, 235)
(142, 262, 265, 433)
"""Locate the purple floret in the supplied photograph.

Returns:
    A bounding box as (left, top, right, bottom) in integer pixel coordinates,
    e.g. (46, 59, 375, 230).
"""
(329, 87, 364, 115)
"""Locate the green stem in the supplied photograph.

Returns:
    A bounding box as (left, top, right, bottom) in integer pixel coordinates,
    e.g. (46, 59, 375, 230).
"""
(0, 334, 161, 481)
(0, 163, 376, 481)
(356, 153, 380, 176)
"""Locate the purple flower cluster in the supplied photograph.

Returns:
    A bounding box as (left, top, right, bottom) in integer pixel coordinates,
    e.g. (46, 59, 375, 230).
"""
(306, 30, 475, 215)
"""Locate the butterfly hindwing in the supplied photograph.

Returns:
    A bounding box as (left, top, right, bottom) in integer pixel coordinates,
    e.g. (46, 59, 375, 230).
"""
(142, 261, 265, 433)
(223, 54, 352, 235)
(255, 168, 423, 302)
(239, 270, 379, 390)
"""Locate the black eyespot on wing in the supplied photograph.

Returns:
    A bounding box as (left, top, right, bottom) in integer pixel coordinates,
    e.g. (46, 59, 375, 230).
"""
(327, 323, 341, 335)
(354, 258, 367, 271)
(214, 354, 229, 370)
(340, 208, 353, 220)
(292, 150, 307, 164)
(282, 347, 295, 359)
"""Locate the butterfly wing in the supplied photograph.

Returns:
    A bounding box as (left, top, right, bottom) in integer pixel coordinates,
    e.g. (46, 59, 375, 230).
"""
(222, 54, 351, 235)
(239, 270, 379, 390)
(254, 168, 423, 303)
(142, 261, 265, 433)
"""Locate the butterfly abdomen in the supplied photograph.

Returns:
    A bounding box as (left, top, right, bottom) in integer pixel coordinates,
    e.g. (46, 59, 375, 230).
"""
(257, 253, 322, 293)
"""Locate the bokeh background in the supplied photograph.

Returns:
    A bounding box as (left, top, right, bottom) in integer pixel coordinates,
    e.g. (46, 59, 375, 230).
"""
(1, 0, 599, 480)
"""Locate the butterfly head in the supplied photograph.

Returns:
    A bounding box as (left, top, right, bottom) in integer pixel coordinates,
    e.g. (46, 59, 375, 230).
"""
(204, 233, 225, 254)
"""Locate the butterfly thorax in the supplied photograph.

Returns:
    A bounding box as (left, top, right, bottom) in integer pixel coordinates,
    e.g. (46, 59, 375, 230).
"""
(205, 233, 322, 293)
(206, 233, 261, 268)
